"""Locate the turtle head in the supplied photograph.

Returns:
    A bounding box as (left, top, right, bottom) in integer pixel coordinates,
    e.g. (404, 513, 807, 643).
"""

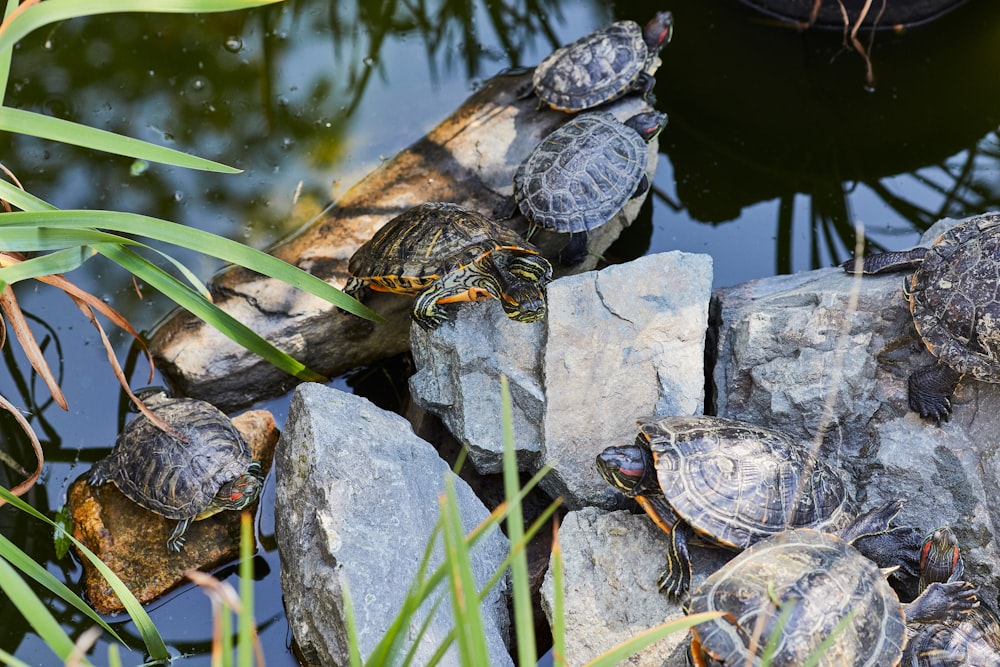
(643, 11, 674, 53)
(625, 111, 668, 144)
(203, 462, 265, 517)
(919, 526, 964, 591)
(495, 253, 552, 323)
(595, 443, 657, 498)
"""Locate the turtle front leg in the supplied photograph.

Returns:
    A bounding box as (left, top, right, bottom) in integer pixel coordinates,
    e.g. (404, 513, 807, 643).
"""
(904, 580, 979, 626)
(167, 517, 194, 553)
(657, 521, 693, 599)
(559, 232, 589, 266)
(908, 362, 961, 423)
(412, 276, 485, 330)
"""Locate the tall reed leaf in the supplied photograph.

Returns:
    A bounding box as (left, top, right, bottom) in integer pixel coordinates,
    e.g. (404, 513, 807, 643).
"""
(0, 107, 239, 173)
(0, 210, 379, 318)
(500, 375, 536, 665)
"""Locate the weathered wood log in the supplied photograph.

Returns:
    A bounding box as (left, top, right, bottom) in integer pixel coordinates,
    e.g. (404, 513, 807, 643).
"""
(150, 70, 657, 410)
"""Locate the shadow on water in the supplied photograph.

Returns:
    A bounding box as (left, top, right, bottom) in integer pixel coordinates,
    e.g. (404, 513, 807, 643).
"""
(4, 0, 1000, 663)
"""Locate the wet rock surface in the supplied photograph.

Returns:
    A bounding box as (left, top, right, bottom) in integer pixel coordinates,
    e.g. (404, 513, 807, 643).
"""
(274, 382, 512, 667)
(69, 410, 278, 615)
(149, 70, 659, 413)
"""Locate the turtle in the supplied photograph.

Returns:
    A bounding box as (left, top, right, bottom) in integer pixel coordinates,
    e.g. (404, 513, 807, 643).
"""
(842, 213, 1000, 422)
(529, 11, 674, 112)
(343, 202, 552, 330)
(595, 415, 922, 598)
(687, 528, 979, 667)
(902, 526, 1000, 666)
(513, 110, 666, 265)
(88, 390, 263, 552)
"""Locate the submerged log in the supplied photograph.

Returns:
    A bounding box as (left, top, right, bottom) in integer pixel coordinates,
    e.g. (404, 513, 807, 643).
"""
(149, 70, 658, 410)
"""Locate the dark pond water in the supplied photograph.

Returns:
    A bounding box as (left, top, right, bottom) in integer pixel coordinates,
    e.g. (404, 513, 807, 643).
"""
(2, 0, 1000, 663)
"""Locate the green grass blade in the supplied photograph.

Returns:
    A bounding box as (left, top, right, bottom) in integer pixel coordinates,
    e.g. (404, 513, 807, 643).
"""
(0, 0, 18, 103)
(0, 646, 32, 667)
(0, 557, 86, 665)
(0, 179, 58, 211)
(440, 479, 489, 665)
(95, 243, 327, 381)
(581, 612, 725, 667)
(0, 227, 132, 251)
(0, 486, 169, 660)
(802, 609, 857, 667)
(0, 210, 380, 319)
(341, 580, 363, 667)
(237, 513, 254, 667)
(0, 532, 126, 644)
(0, 246, 96, 288)
(0, 107, 240, 173)
(549, 519, 566, 667)
(500, 375, 536, 665)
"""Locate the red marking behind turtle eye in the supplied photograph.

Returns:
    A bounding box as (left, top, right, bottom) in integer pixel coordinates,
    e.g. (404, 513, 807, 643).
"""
(951, 546, 960, 572)
(920, 539, 932, 569)
(228, 491, 245, 502)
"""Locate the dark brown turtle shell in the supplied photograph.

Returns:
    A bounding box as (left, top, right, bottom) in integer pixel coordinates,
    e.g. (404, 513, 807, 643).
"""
(689, 529, 907, 667)
(347, 202, 543, 290)
(88, 393, 253, 520)
(513, 111, 657, 235)
(640, 415, 856, 549)
(908, 215, 1000, 382)
(532, 12, 673, 112)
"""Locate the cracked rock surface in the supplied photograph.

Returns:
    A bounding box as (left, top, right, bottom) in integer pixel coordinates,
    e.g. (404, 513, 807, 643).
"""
(410, 250, 714, 509)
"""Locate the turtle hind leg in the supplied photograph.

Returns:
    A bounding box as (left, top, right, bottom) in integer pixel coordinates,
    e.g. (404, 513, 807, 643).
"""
(337, 277, 369, 317)
(908, 362, 961, 423)
(841, 247, 929, 275)
(558, 232, 589, 266)
(656, 522, 693, 599)
(167, 517, 194, 552)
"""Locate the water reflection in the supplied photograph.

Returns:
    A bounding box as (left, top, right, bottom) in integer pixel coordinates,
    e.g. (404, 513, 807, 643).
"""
(643, 0, 1000, 282)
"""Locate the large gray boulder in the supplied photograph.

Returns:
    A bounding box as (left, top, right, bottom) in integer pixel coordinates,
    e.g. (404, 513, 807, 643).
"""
(274, 383, 512, 666)
(713, 215, 1000, 604)
(410, 251, 714, 509)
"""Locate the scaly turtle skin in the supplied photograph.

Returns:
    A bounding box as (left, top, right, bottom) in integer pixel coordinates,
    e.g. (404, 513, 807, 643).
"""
(688, 529, 979, 667)
(513, 110, 666, 265)
(903, 526, 1000, 666)
(531, 12, 674, 112)
(595, 415, 922, 598)
(88, 391, 263, 552)
(344, 202, 552, 330)
(843, 214, 1000, 422)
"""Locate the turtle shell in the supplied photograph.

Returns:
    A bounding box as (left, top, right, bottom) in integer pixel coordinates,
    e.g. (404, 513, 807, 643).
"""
(689, 529, 906, 667)
(907, 214, 1000, 382)
(348, 202, 543, 293)
(639, 416, 856, 550)
(903, 607, 1000, 666)
(513, 111, 649, 235)
(532, 20, 651, 112)
(88, 395, 252, 520)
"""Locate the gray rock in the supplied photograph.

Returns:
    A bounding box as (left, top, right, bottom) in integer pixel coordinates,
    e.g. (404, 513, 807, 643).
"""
(410, 251, 714, 508)
(541, 252, 713, 509)
(713, 215, 1000, 604)
(274, 383, 512, 667)
(539, 507, 731, 667)
(409, 303, 546, 473)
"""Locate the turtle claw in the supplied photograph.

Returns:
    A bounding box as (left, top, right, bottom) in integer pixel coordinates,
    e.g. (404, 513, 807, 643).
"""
(656, 564, 690, 599)
(909, 580, 979, 625)
(908, 363, 961, 423)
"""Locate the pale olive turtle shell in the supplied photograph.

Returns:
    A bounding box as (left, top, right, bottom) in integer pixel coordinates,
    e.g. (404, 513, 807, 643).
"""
(638, 415, 856, 549)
